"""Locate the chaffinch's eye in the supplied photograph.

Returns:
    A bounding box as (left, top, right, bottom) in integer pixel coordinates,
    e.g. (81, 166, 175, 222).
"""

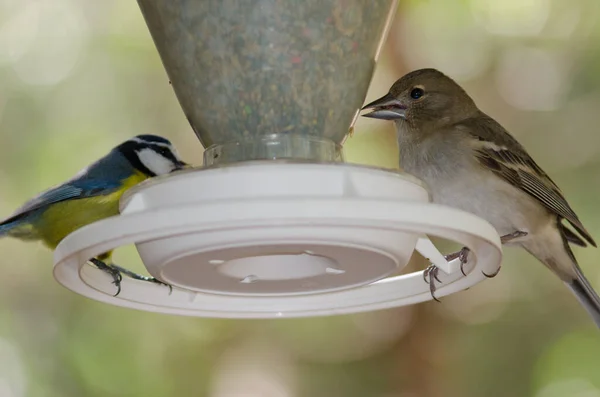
(410, 88, 424, 99)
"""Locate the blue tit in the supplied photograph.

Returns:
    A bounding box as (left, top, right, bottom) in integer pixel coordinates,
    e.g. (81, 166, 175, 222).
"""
(0, 134, 188, 296)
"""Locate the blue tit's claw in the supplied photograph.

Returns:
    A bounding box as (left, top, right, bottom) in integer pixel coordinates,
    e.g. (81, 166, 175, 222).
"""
(110, 264, 173, 294)
(111, 281, 122, 297)
(90, 258, 122, 296)
(147, 277, 173, 295)
(423, 265, 441, 302)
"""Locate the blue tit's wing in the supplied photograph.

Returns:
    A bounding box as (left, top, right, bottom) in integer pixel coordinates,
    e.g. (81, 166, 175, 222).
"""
(0, 150, 136, 232)
(456, 113, 596, 248)
(0, 178, 122, 227)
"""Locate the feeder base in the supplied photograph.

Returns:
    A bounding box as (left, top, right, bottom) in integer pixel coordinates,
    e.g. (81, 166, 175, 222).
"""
(53, 162, 502, 318)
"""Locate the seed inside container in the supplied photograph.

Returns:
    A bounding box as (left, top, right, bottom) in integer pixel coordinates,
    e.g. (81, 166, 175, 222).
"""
(138, 0, 396, 161)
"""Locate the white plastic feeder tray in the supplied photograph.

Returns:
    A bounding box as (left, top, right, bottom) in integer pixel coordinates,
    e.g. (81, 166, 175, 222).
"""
(53, 162, 502, 318)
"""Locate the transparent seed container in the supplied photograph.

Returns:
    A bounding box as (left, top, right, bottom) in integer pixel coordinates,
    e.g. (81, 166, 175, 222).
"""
(137, 0, 398, 164)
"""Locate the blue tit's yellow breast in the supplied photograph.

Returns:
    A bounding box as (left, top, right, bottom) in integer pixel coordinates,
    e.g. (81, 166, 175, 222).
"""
(38, 172, 148, 249)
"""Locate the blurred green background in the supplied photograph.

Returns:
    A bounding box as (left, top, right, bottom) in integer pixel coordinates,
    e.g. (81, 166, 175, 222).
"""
(1, 0, 600, 396)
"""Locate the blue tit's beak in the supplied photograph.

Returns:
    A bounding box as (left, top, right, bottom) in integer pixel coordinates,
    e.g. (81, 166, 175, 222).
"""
(361, 93, 407, 120)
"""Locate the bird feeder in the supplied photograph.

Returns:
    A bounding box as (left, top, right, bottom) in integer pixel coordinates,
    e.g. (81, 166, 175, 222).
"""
(52, 0, 502, 318)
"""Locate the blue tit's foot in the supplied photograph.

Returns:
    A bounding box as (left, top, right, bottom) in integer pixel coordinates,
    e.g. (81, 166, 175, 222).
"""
(89, 258, 122, 296)
(110, 264, 173, 295)
(423, 265, 442, 302)
(445, 247, 470, 276)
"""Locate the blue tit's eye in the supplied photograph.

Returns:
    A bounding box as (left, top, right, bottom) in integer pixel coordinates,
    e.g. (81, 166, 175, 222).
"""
(410, 88, 424, 99)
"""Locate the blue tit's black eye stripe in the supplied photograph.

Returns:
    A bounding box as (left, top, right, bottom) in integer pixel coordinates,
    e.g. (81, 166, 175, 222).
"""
(153, 145, 178, 163)
(125, 152, 156, 176)
(116, 140, 157, 176)
(116, 136, 181, 176)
